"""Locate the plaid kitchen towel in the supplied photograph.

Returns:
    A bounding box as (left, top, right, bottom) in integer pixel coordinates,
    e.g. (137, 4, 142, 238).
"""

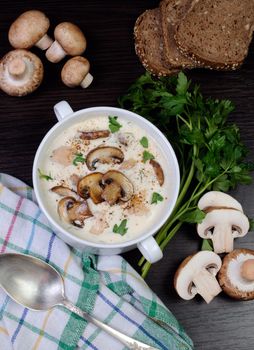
(0, 173, 193, 350)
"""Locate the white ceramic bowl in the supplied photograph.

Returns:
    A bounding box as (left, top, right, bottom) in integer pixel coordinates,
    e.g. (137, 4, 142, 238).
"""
(33, 101, 180, 263)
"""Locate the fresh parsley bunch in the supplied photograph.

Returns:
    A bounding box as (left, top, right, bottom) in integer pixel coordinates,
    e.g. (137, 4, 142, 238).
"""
(119, 72, 254, 278)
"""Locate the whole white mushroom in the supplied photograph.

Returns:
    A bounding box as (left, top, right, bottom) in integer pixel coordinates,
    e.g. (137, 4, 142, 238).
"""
(0, 49, 43, 96)
(174, 251, 222, 303)
(46, 22, 87, 63)
(61, 56, 93, 88)
(8, 10, 53, 50)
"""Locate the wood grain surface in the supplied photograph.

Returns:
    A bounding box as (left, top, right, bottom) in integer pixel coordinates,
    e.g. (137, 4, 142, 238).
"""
(0, 1, 254, 349)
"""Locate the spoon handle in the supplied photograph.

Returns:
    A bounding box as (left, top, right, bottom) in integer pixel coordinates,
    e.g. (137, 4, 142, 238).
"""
(62, 299, 159, 350)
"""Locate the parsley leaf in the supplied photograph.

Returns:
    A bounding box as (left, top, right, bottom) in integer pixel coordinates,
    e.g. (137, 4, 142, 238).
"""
(108, 116, 122, 133)
(151, 192, 164, 204)
(140, 136, 149, 148)
(179, 208, 206, 224)
(143, 150, 154, 163)
(201, 239, 214, 251)
(73, 153, 85, 166)
(176, 71, 189, 95)
(38, 168, 53, 181)
(249, 218, 254, 231)
(113, 219, 128, 235)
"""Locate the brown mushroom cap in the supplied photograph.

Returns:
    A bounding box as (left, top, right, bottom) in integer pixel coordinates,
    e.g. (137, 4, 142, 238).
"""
(219, 249, 254, 300)
(54, 22, 86, 55)
(79, 130, 110, 140)
(61, 56, 91, 88)
(77, 172, 104, 204)
(51, 185, 80, 200)
(86, 146, 124, 171)
(101, 182, 122, 205)
(150, 159, 164, 186)
(0, 49, 43, 96)
(102, 170, 134, 202)
(8, 10, 50, 49)
(57, 196, 92, 228)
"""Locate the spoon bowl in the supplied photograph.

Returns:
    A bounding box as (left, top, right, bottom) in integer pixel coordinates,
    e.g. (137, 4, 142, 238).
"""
(0, 253, 158, 350)
(0, 254, 64, 310)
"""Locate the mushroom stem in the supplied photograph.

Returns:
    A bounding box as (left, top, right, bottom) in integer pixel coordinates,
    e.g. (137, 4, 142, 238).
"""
(8, 58, 27, 79)
(46, 41, 66, 63)
(193, 268, 222, 304)
(80, 72, 94, 88)
(35, 34, 53, 50)
(212, 224, 234, 254)
(241, 259, 254, 281)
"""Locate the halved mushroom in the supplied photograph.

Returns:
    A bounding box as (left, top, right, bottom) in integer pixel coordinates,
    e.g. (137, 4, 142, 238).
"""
(197, 209, 249, 254)
(198, 191, 243, 213)
(218, 249, 254, 300)
(86, 147, 124, 170)
(101, 182, 122, 205)
(51, 185, 80, 200)
(79, 130, 110, 140)
(102, 170, 133, 202)
(174, 251, 222, 304)
(77, 172, 104, 204)
(58, 196, 92, 228)
(150, 159, 164, 186)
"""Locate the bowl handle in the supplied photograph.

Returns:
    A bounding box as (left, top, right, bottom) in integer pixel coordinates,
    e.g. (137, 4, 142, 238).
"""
(54, 101, 74, 121)
(137, 236, 163, 263)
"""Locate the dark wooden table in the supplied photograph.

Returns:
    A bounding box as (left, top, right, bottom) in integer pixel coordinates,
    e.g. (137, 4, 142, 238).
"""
(0, 1, 254, 349)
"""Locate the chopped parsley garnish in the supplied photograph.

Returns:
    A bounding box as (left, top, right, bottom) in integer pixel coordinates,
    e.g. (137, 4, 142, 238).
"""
(73, 153, 85, 166)
(151, 192, 164, 204)
(140, 136, 149, 148)
(108, 116, 122, 133)
(113, 219, 128, 235)
(142, 150, 155, 163)
(38, 168, 53, 181)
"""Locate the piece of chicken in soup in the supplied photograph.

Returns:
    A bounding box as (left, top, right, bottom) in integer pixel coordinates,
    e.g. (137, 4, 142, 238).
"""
(39, 115, 172, 243)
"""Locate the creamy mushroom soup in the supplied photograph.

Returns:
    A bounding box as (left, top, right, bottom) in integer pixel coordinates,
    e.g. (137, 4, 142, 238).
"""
(39, 116, 172, 243)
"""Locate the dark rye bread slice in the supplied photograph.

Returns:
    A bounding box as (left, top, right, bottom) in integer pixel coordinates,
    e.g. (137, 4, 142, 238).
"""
(134, 9, 179, 76)
(160, 0, 197, 68)
(175, 0, 254, 70)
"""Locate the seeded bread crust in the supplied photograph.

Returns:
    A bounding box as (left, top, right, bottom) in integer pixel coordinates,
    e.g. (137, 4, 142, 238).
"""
(160, 0, 197, 68)
(134, 9, 179, 77)
(175, 0, 254, 70)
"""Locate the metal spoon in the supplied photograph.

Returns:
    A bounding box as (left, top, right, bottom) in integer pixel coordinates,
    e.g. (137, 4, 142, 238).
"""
(0, 253, 158, 350)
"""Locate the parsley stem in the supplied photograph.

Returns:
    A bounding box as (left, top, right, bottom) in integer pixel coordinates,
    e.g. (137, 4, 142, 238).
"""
(138, 146, 197, 269)
(160, 222, 183, 251)
(177, 114, 191, 129)
(138, 256, 145, 267)
(141, 222, 183, 278)
(191, 166, 230, 202)
(173, 144, 197, 212)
